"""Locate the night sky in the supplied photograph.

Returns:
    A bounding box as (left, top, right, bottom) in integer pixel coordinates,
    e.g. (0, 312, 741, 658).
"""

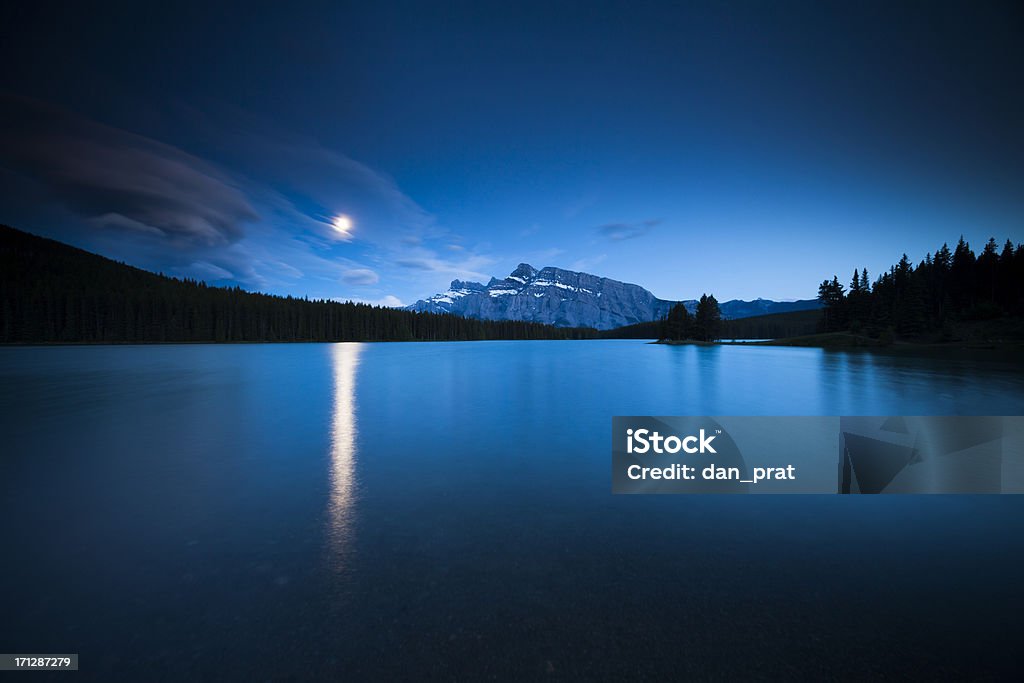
(1, 1, 1022, 304)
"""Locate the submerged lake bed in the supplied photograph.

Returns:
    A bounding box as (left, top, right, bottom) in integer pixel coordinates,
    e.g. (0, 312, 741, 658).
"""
(2, 340, 1024, 679)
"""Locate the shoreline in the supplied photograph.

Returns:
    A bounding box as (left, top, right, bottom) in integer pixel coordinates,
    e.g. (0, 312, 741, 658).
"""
(0, 338, 615, 347)
(4, 336, 1021, 354)
(654, 333, 1024, 354)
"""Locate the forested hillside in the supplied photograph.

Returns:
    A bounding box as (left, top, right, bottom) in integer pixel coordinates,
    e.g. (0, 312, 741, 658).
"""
(817, 236, 1024, 340)
(0, 226, 597, 343)
(720, 309, 820, 339)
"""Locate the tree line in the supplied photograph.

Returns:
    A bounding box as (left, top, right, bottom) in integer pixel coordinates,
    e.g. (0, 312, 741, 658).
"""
(817, 236, 1024, 339)
(0, 226, 597, 343)
(718, 309, 819, 340)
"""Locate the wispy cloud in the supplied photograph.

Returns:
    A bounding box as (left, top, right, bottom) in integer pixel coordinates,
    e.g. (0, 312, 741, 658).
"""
(394, 249, 494, 281)
(0, 94, 498, 305)
(178, 106, 503, 298)
(341, 268, 379, 286)
(176, 103, 438, 247)
(0, 94, 258, 248)
(395, 259, 435, 270)
(571, 254, 608, 272)
(335, 294, 404, 308)
(597, 218, 661, 241)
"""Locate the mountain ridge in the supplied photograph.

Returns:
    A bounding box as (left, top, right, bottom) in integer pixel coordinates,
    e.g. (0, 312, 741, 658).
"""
(408, 263, 820, 330)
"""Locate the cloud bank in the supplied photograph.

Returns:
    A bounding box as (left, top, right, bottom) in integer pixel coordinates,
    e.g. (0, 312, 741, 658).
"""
(0, 94, 258, 248)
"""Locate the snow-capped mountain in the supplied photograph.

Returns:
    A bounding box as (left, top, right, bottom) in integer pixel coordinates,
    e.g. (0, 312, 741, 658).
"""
(408, 263, 674, 330)
(407, 263, 821, 330)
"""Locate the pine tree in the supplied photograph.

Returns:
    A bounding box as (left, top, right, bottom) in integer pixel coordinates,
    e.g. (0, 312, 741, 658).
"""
(664, 303, 691, 340)
(694, 294, 721, 341)
(977, 237, 1000, 306)
(950, 236, 976, 310)
(705, 294, 721, 341)
(817, 276, 846, 332)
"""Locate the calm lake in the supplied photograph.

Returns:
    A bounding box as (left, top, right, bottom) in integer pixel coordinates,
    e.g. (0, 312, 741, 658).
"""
(2, 340, 1023, 679)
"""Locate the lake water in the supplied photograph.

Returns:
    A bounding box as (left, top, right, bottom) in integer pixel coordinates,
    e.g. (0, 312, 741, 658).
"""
(2, 340, 1024, 679)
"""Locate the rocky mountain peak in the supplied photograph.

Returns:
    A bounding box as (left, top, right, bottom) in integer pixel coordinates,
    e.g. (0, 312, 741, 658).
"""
(509, 263, 538, 282)
(410, 263, 821, 330)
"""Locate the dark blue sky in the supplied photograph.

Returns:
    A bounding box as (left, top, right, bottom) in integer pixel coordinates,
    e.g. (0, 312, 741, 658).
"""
(1, 1, 1022, 304)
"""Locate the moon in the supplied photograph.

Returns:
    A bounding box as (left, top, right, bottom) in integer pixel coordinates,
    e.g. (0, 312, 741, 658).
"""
(332, 214, 354, 238)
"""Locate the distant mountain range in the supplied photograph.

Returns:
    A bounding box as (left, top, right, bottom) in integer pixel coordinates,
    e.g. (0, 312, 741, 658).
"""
(407, 263, 821, 330)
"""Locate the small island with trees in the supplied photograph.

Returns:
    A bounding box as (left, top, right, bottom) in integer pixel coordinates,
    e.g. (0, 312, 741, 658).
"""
(658, 294, 723, 344)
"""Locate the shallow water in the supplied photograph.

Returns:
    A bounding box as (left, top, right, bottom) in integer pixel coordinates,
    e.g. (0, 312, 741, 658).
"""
(2, 341, 1023, 679)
